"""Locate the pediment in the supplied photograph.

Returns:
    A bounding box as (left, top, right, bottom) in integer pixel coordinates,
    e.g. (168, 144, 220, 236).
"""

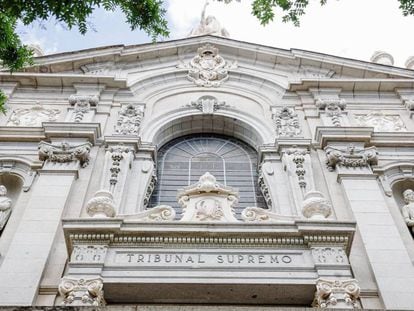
(20, 36, 414, 85)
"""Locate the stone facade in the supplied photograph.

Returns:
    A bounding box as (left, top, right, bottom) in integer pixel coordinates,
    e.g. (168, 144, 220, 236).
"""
(0, 35, 414, 309)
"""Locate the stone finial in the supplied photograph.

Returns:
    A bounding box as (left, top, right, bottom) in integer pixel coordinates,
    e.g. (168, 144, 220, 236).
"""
(405, 56, 414, 70)
(58, 277, 105, 306)
(325, 145, 378, 171)
(178, 172, 239, 222)
(370, 51, 394, 66)
(188, 1, 230, 38)
(0, 185, 12, 230)
(402, 189, 414, 232)
(301, 190, 332, 220)
(86, 190, 116, 218)
(313, 278, 360, 309)
(38, 141, 92, 168)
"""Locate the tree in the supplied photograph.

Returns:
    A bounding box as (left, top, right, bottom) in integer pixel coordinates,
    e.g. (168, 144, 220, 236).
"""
(1, 0, 414, 112)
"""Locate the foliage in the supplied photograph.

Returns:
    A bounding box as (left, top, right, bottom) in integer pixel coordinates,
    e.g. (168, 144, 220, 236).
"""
(1, 0, 414, 112)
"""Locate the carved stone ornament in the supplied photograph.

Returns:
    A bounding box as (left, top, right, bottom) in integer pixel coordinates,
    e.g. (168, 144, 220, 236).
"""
(272, 106, 302, 137)
(71, 245, 107, 263)
(312, 247, 348, 264)
(313, 278, 360, 309)
(86, 190, 116, 218)
(188, 95, 227, 114)
(114, 104, 143, 135)
(355, 111, 407, 132)
(68, 94, 98, 122)
(284, 147, 310, 190)
(325, 145, 378, 171)
(179, 44, 237, 87)
(258, 165, 272, 208)
(0, 185, 12, 231)
(58, 277, 105, 306)
(188, 1, 230, 37)
(123, 205, 176, 221)
(402, 189, 414, 233)
(315, 98, 346, 127)
(301, 190, 332, 220)
(38, 141, 92, 168)
(241, 207, 299, 222)
(177, 172, 239, 222)
(7, 102, 60, 126)
(404, 99, 414, 111)
(143, 170, 157, 208)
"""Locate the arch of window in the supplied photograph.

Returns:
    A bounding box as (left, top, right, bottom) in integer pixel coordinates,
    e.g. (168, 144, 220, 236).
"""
(149, 134, 267, 218)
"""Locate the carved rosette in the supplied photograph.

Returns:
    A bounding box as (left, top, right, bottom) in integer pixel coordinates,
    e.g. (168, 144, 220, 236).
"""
(313, 278, 360, 309)
(180, 44, 237, 87)
(68, 95, 98, 122)
(301, 191, 332, 220)
(325, 145, 378, 171)
(7, 102, 60, 126)
(38, 141, 92, 168)
(114, 104, 143, 135)
(188, 95, 227, 114)
(86, 190, 116, 218)
(355, 111, 407, 132)
(178, 172, 239, 222)
(272, 107, 302, 137)
(58, 277, 105, 306)
(315, 98, 346, 127)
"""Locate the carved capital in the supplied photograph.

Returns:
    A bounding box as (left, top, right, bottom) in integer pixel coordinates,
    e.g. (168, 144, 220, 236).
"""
(68, 95, 99, 122)
(178, 172, 239, 222)
(313, 278, 360, 309)
(325, 145, 378, 171)
(114, 104, 143, 135)
(38, 141, 92, 168)
(272, 106, 302, 137)
(316, 98, 346, 126)
(86, 190, 116, 218)
(58, 277, 105, 306)
(301, 190, 332, 220)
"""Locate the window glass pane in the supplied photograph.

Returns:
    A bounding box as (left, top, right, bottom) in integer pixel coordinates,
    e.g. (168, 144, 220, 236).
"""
(149, 134, 267, 218)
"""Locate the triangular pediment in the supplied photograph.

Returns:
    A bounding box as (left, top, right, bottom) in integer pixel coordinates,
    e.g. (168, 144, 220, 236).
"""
(20, 35, 414, 84)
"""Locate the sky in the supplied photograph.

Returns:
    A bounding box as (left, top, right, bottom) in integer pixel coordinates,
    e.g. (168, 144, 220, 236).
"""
(16, 0, 414, 67)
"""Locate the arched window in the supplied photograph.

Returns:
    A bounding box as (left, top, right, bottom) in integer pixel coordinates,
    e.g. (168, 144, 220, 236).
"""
(150, 134, 266, 218)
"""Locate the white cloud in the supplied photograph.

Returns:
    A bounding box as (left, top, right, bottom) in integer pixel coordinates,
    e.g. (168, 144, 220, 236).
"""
(167, 0, 414, 67)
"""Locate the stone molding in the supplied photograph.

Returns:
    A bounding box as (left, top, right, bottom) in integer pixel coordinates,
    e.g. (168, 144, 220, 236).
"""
(313, 278, 360, 309)
(374, 162, 414, 197)
(179, 44, 237, 87)
(114, 104, 143, 135)
(325, 145, 378, 171)
(272, 106, 302, 137)
(0, 158, 39, 192)
(178, 172, 239, 222)
(68, 94, 99, 122)
(6, 102, 60, 127)
(58, 277, 105, 306)
(314, 127, 374, 149)
(38, 141, 92, 168)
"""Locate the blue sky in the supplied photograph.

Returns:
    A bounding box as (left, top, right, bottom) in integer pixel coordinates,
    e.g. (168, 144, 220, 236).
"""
(16, 0, 414, 67)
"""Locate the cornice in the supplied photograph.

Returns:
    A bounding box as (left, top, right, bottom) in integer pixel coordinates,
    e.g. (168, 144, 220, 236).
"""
(314, 127, 374, 148)
(62, 218, 356, 255)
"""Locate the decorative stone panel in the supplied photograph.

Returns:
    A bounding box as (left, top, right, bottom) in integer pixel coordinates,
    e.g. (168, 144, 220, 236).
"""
(272, 107, 302, 137)
(7, 102, 60, 126)
(355, 111, 406, 132)
(114, 104, 143, 135)
(188, 95, 227, 113)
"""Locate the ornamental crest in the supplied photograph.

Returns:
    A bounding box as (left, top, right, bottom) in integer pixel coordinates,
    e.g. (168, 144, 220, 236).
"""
(114, 104, 143, 135)
(181, 44, 237, 87)
(272, 106, 302, 137)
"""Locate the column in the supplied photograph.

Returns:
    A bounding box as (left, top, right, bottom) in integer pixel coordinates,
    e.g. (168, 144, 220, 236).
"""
(0, 141, 91, 305)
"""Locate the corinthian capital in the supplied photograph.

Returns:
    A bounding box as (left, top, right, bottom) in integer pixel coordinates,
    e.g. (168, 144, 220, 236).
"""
(38, 141, 92, 168)
(324, 145, 378, 171)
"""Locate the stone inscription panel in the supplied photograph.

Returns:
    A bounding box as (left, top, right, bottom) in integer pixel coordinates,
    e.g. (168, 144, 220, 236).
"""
(107, 249, 311, 269)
